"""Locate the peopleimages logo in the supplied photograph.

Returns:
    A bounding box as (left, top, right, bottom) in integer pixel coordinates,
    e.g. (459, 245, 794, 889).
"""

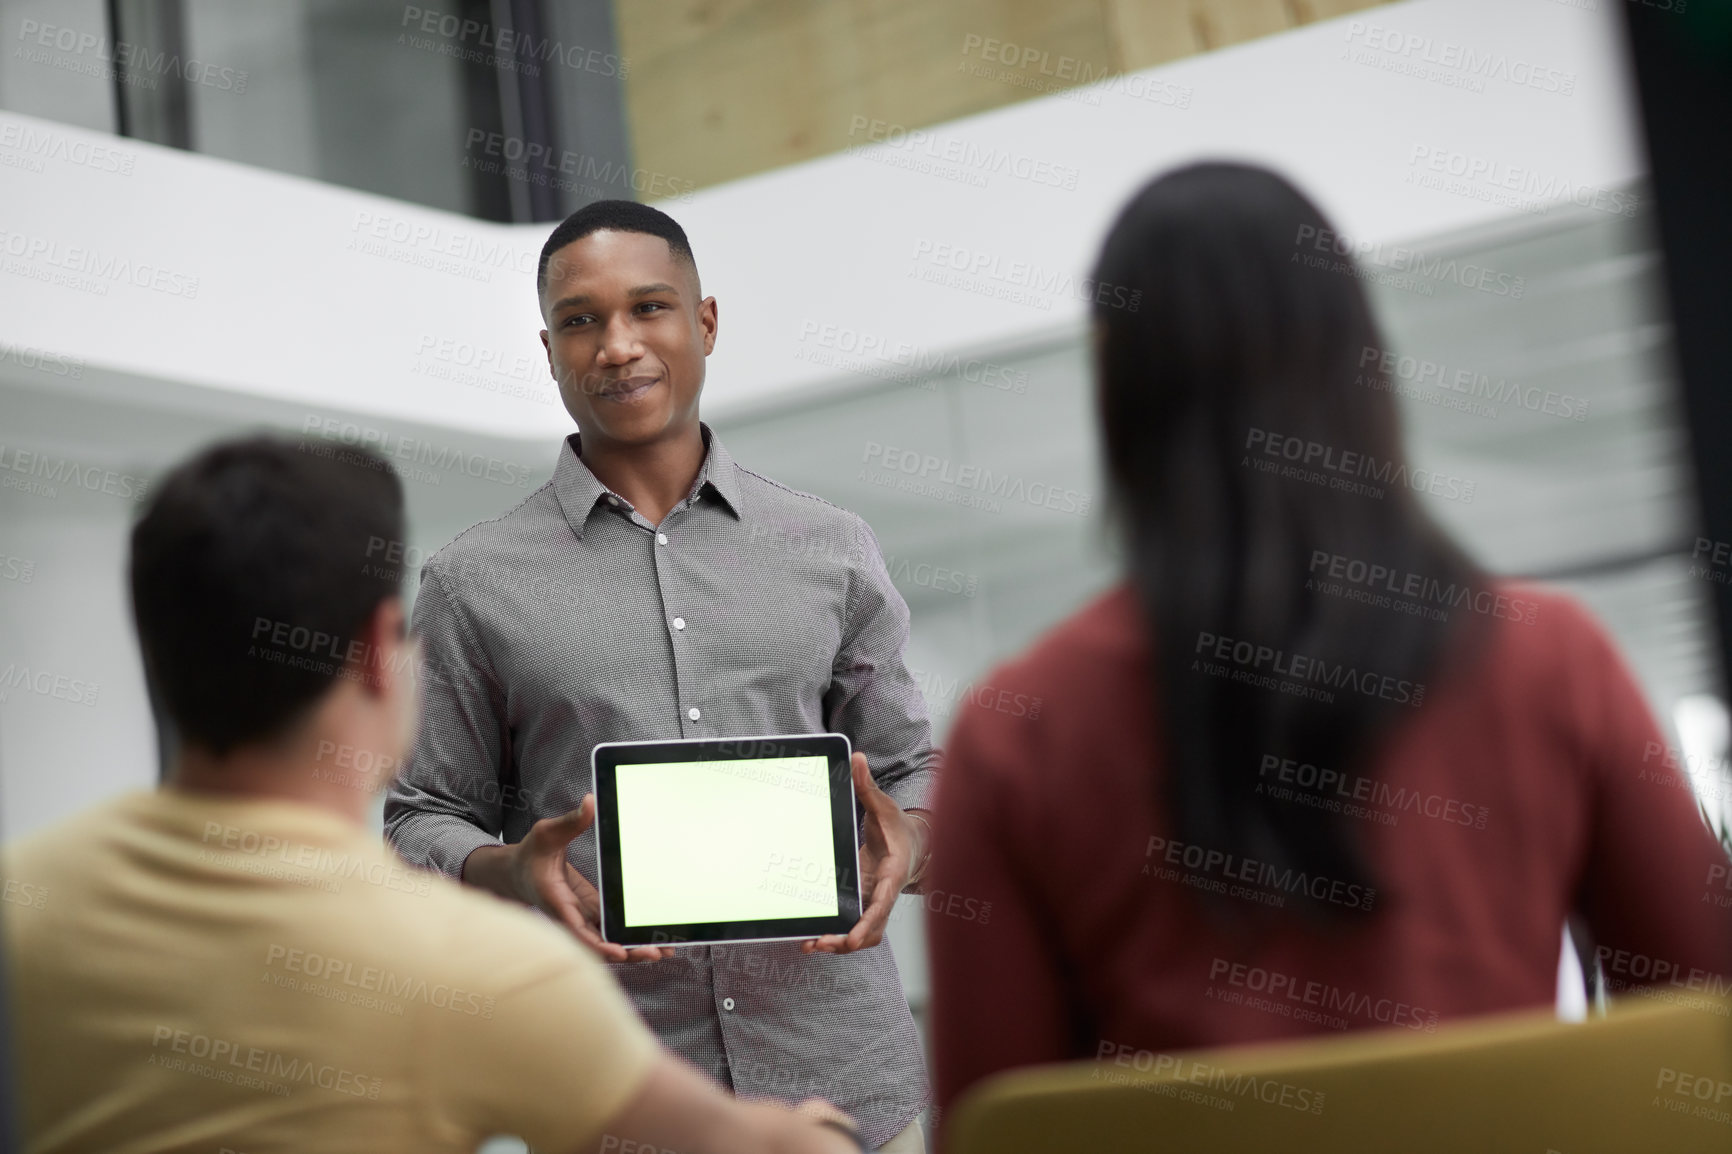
(861, 441, 1090, 515)
(910, 664, 1043, 722)
(1707, 862, 1732, 911)
(398, 6, 626, 78)
(1653, 1067, 1732, 1129)
(463, 130, 694, 201)
(1306, 549, 1537, 626)
(1193, 630, 1425, 708)
(846, 116, 1081, 190)
(411, 334, 558, 408)
(0, 443, 150, 503)
(263, 944, 495, 1018)
(1092, 1041, 1326, 1114)
(0, 337, 84, 379)
(1406, 144, 1639, 219)
(1257, 753, 1489, 831)
(1636, 740, 1731, 809)
(0, 878, 49, 911)
(150, 1026, 379, 1099)
(1596, 947, 1732, 1000)
(1144, 833, 1376, 912)
(1357, 345, 1588, 423)
(16, 18, 249, 93)
(1294, 224, 1525, 299)
(0, 122, 135, 175)
(0, 663, 100, 708)
(298, 416, 537, 489)
(199, 821, 434, 897)
(798, 320, 1029, 394)
(1207, 958, 1439, 1032)
(1244, 428, 1476, 504)
(345, 210, 537, 278)
(956, 34, 1194, 110)
(0, 227, 200, 298)
(1341, 20, 1577, 96)
(909, 239, 1141, 312)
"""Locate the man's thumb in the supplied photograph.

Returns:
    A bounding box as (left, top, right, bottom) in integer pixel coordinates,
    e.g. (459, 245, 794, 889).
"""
(851, 753, 886, 804)
(537, 797, 594, 848)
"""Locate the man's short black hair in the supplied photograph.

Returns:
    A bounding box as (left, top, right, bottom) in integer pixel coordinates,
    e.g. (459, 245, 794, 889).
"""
(129, 435, 406, 757)
(536, 199, 697, 298)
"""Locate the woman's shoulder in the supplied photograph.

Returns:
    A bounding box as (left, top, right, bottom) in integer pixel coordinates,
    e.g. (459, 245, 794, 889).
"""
(1481, 580, 1619, 662)
(1429, 580, 1640, 737)
(970, 580, 1608, 698)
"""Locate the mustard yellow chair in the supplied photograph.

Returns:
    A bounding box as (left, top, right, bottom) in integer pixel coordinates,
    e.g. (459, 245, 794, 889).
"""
(944, 996, 1732, 1154)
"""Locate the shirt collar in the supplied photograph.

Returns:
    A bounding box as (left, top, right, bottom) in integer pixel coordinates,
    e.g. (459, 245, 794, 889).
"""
(553, 421, 742, 538)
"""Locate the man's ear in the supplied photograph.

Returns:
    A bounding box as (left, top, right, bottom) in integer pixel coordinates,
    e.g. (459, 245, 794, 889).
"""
(349, 597, 408, 698)
(699, 295, 718, 356)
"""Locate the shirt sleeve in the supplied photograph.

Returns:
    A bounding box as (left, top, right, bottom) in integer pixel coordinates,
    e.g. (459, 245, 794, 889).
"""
(384, 565, 511, 879)
(925, 677, 1076, 1129)
(1568, 600, 1732, 990)
(823, 514, 939, 813)
(423, 935, 661, 1150)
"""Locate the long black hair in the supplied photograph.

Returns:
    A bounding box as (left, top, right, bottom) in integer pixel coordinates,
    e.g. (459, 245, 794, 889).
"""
(1090, 162, 1484, 919)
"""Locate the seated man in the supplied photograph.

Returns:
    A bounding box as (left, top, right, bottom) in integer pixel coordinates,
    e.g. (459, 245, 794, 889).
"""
(1, 436, 862, 1154)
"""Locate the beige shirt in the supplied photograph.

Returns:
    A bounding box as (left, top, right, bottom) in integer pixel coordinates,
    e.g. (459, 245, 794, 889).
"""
(2, 789, 658, 1153)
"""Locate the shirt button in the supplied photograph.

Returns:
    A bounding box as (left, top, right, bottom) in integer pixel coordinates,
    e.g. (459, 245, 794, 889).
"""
(656, 533, 668, 546)
(688, 707, 701, 721)
(722, 997, 735, 1011)
(672, 616, 686, 631)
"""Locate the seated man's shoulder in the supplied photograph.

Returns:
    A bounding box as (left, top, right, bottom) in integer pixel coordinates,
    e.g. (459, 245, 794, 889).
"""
(2, 792, 159, 878)
(379, 871, 591, 986)
(1, 812, 107, 919)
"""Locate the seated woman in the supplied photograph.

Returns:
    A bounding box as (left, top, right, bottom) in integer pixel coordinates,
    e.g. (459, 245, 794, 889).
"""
(924, 161, 1732, 1134)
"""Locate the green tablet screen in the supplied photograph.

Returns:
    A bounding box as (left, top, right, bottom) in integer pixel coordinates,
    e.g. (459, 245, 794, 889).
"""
(615, 754, 841, 927)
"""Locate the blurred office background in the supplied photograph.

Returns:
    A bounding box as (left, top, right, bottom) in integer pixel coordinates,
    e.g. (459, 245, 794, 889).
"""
(4, 0, 1731, 1112)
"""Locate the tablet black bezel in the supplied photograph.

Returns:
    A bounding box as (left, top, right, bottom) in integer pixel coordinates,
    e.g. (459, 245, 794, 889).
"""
(591, 733, 863, 947)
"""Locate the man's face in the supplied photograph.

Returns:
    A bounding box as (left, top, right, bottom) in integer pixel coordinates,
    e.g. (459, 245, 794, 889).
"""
(364, 600, 419, 795)
(538, 229, 717, 448)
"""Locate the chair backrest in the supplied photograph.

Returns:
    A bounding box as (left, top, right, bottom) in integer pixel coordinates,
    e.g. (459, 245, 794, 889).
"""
(944, 995, 1732, 1154)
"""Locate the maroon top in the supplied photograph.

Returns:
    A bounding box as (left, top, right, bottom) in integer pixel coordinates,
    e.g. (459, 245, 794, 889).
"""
(926, 583, 1732, 1132)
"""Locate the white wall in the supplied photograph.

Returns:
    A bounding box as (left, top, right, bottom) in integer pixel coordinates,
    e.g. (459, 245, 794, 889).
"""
(0, 488, 152, 830)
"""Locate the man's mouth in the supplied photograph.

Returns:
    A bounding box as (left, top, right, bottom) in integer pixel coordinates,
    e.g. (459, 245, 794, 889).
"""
(595, 376, 659, 403)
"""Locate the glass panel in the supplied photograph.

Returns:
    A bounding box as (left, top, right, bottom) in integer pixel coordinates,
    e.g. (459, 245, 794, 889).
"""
(184, 0, 471, 214)
(0, 0, 120, 133)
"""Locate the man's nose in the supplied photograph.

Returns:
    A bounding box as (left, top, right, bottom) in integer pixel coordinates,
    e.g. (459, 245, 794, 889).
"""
(598, 316, 642, 364)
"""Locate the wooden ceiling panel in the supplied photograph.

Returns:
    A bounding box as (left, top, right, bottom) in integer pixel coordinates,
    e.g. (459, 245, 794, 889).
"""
(614, 0, 1390, 193)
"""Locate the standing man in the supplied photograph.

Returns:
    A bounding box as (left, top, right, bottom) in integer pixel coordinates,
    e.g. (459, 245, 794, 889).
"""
(385, 201, 936, 1152)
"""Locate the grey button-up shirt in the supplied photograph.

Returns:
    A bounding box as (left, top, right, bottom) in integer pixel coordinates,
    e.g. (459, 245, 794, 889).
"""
(384, 424, 935, 1146)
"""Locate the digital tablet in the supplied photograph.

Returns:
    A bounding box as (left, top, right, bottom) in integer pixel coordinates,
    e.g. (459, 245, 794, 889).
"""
(591, 733, 863, 947)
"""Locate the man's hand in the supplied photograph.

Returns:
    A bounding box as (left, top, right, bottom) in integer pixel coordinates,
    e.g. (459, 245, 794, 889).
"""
(802, 753, 926, 956)
(465, 796, 670, 965)
(592, 1053, 863, 1154)
(789, 1098, 866, 1151)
